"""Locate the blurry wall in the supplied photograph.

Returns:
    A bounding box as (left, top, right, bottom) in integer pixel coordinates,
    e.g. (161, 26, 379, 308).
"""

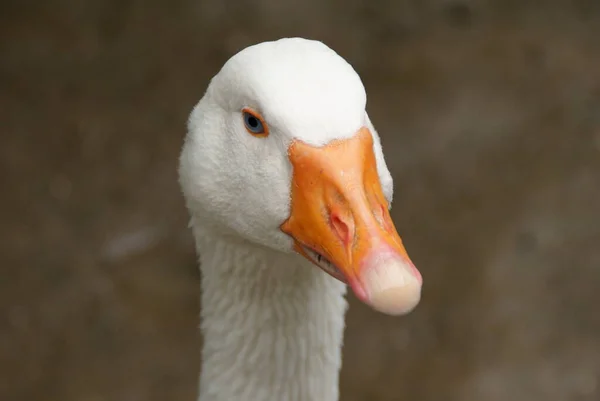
(1, 0, 599, 400)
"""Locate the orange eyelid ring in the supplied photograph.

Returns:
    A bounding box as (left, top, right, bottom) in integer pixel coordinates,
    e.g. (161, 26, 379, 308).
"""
(241, 107, 269, 137)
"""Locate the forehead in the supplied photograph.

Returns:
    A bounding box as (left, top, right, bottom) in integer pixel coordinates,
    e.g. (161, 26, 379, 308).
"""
(216, 39, 367, 146)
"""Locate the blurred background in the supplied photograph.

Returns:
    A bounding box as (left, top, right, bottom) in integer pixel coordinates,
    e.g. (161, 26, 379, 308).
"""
(1, 0, 599, 400)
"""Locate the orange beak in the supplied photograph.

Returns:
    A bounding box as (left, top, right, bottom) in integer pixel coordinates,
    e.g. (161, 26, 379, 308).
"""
(281, 127, 422, 316)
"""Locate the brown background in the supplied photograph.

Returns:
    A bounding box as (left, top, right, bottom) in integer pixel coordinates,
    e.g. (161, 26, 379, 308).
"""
(1, 1, 599, 400)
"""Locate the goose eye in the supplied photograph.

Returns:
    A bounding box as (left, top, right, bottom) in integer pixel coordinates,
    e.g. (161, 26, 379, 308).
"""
(242, 108, 268, 137)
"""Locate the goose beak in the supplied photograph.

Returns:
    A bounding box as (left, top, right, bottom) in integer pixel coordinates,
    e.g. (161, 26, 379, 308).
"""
(280, 127, 422, 316)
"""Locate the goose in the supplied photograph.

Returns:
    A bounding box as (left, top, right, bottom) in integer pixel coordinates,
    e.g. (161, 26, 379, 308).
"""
(178, 37, 423, 401)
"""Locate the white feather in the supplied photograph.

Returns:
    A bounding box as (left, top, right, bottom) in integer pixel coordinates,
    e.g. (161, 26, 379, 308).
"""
(179, 37, 395, 401)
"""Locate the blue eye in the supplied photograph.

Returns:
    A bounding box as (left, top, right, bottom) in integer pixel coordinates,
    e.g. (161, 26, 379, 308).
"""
(242, 109, 268, 136)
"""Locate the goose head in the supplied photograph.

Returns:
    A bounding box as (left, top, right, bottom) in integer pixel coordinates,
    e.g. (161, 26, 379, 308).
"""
(179, 38, 422, 315)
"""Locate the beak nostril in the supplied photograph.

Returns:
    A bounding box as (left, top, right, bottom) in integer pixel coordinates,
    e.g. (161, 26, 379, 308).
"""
(377, 204, 394, 232)
(330, 213, 354, 246)
(373, 204, 384, 227)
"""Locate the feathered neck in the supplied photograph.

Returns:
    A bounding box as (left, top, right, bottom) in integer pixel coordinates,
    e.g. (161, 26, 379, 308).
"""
(193, 226, 348, 401)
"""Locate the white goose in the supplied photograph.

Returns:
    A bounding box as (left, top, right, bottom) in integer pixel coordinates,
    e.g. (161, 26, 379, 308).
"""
(178, 37, 423, 401)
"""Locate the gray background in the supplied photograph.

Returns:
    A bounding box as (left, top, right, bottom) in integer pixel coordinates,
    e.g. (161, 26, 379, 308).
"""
(1, 0, 599, 400)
